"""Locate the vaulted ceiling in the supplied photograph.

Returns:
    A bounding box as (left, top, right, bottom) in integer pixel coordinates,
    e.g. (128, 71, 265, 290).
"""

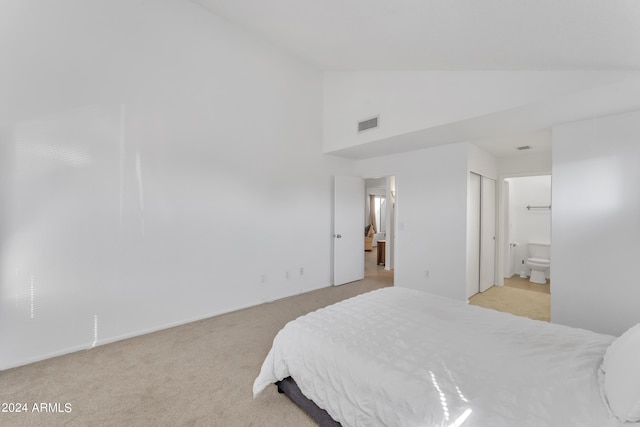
(192, 0, 640, 70)
(192, 0, 640, 158)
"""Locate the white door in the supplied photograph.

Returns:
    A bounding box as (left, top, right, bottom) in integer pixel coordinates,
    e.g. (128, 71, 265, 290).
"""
(503, 180, 513, 278)
(333, 176, 365, 286)
(466, 173, 481, 298)
(480, 176, 496, 292)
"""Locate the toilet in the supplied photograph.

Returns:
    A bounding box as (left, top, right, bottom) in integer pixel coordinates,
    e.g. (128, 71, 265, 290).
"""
(526, 243, 550, 284)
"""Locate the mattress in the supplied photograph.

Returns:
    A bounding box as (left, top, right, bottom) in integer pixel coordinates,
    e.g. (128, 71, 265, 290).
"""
(254, 287, 624, 427)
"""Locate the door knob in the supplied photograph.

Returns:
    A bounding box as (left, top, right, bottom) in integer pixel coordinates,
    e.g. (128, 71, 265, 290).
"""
(335, 234, 342, 238)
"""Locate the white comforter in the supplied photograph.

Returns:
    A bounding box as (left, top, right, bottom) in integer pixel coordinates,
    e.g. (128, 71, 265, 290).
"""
(253, 287, 622, 427)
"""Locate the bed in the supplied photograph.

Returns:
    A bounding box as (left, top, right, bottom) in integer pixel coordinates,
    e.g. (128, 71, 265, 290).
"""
(253, 287, 640, 427)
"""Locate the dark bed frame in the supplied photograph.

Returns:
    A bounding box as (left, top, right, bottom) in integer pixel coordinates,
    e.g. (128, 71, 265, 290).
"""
(276, 377, 342, 427)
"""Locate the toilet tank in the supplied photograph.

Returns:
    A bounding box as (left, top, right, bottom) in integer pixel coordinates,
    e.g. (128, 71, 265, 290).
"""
(528, 243, 550, 259)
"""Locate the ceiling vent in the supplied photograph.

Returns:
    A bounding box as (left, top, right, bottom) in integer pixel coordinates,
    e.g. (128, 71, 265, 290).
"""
(358, 116, 379, 133)
(516, 145, 532, 151)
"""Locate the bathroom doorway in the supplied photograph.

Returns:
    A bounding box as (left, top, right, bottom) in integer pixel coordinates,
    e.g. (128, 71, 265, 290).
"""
(503, 175, 552, 294)
(474, 174, 552, 321)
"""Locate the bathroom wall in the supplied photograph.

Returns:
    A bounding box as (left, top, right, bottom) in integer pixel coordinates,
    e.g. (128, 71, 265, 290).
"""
(507, 175, 552, 276)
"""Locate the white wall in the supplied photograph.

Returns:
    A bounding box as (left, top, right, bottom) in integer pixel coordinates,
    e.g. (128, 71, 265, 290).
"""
(0, 0, 353, 370)
(507, 176, 552, 276)
(468, 144, 498, 181)
(552, 110, 640, 336)
(386, 176, 396, 270)
(357, 143, 497, 301)
(498, 152, 552, 176)
(356, 143, 469, 301)
(323, 71, 636, 154)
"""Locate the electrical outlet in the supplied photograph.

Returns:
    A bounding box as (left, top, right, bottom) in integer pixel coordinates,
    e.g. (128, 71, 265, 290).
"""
(285, 271, 290, 279)
(425, 270, 430, 278)
(261, 274, 267, 283)
(299, 267, 304, 275)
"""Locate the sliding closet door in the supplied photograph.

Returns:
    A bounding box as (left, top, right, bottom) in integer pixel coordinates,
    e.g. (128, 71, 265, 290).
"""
(467, 173, 481, 298)
(480, 176, 496, 292)
(468, 173, 496, 297)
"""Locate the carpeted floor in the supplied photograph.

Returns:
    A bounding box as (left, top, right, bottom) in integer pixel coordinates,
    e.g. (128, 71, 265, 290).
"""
(0, 250, 392, 427)
(0, 258, 549, 426)
(0, 279, 389, 427)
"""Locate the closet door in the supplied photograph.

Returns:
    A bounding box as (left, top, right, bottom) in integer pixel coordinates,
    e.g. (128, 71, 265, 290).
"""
(466, 173, 481, 298)
(480, 176, 496, 292)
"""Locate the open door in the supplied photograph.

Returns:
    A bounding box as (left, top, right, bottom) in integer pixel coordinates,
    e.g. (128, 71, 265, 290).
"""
(333, 176, 364, 286)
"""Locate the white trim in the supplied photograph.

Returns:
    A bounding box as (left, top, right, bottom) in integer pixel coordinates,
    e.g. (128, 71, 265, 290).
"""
(0, 283, 333, 371)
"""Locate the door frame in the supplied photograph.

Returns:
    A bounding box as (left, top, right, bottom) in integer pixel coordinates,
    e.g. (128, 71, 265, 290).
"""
(479, 176, 496, 292)
(496, 170, 552, 287)
(332, 174, 397, 286)
(364, 175, 396, 273)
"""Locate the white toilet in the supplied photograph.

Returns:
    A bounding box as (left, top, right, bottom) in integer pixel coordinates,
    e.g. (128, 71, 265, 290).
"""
(526, 243, 550, 284)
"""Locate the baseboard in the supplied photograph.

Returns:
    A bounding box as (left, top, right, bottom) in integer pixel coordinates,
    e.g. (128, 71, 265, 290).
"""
(0, 343, 92, 371)
(1, 283, 334, 372)
(0, 302, 259, 372)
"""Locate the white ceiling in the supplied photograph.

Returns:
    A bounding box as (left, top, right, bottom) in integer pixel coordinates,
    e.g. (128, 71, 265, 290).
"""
(192, 0, 640, 158)
(192, 0, 640, 70)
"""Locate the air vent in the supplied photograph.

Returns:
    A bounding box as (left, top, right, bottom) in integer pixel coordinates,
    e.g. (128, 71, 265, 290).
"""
(358, 116, 379, 133)
(516, 145, 532, 151)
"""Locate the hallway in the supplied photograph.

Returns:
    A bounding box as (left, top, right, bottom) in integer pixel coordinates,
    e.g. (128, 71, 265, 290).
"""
(364, 245, 393, 286)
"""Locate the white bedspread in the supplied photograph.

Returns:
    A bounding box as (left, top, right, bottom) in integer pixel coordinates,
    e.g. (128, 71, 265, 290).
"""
(254, 287, 623, 427)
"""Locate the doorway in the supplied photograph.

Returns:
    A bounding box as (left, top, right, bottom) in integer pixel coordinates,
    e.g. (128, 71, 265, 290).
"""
(497, 174, 552, 318)
(332, 175, 395, 287)
(364, 176, 395, 284)
(503, 175, 551, 284)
